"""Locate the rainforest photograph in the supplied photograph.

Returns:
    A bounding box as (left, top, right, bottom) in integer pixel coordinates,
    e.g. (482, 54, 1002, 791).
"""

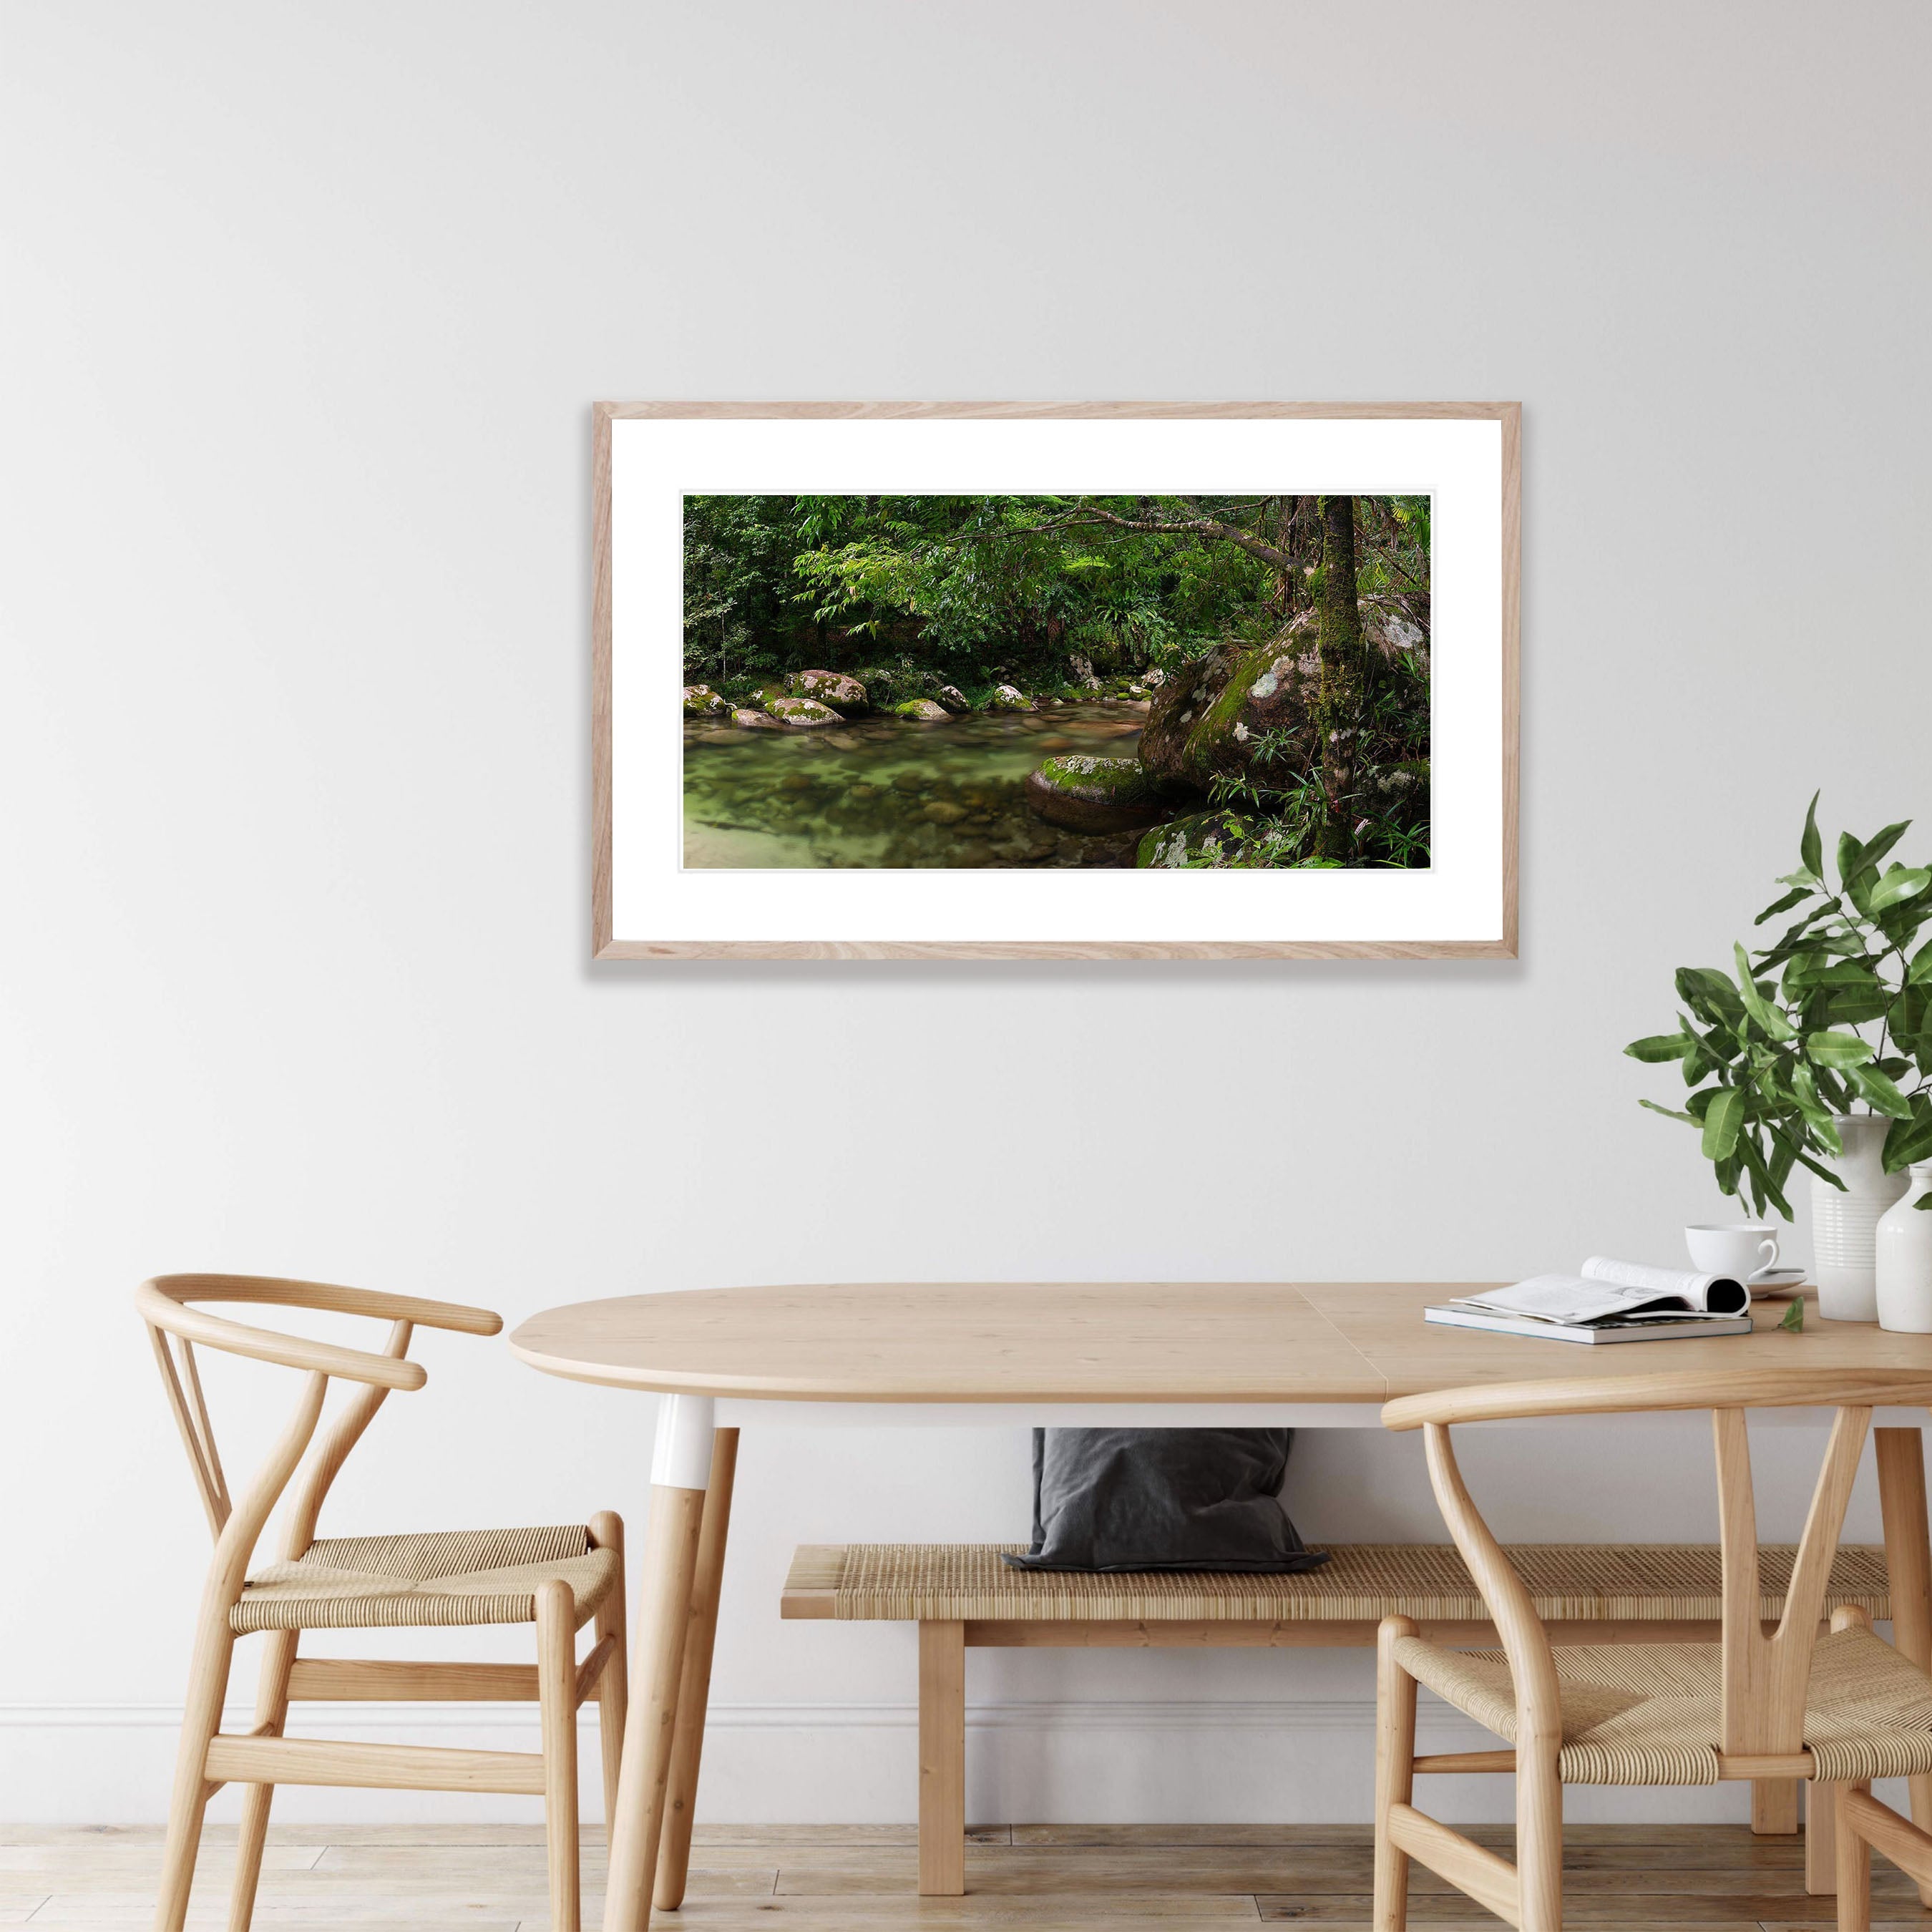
(681, 493, 1430, 871)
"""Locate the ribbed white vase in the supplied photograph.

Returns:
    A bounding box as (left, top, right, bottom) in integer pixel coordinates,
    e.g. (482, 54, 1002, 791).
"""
(1813, 1113, 1911, 1321)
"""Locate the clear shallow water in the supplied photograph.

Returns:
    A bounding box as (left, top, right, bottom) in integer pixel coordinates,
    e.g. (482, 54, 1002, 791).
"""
(683, 701, 1151, 868)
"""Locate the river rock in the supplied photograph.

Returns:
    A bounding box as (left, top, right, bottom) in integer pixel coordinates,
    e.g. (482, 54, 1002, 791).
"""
(935, 685, 971, 713)
(731, 707, 782, 730)
(892, 698, 951, 721)
(762, 692, 844, 728)
(1140, 625, 1321, 794)
(786, 668, 869, 713)
(922, 800, 969, 825)
(683, 684, 731, 717)
(1066, 653, 1102, 691)
(1023, 754, 1171, 833)
(987, 683, 1033, 712)
(1136, 811, 1249, 868)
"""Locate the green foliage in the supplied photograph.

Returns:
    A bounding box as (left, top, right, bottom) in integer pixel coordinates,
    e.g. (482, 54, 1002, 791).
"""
(681, 493, 1428, 695)
(1625, 794, 1932, 1219)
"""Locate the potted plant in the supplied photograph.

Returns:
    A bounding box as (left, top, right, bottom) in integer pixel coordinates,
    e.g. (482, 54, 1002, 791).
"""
(1626, 794, 1932, 1318)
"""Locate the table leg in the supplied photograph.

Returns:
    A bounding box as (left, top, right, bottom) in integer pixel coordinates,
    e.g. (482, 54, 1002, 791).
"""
(1876, 1426, 1932, 1906)
(654, 1428, 739, 1911)
(602, 1395, 713, 1932)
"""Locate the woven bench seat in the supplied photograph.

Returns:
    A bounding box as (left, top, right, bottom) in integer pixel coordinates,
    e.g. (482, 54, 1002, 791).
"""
(781, 1541, 1893, 1629)
(785, 1538, 1895, 1897)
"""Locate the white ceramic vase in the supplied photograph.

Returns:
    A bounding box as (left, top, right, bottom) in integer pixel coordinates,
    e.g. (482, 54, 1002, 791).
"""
(1876, 1162, 1932, 1333)
(1813, 1113, 1911, 1321)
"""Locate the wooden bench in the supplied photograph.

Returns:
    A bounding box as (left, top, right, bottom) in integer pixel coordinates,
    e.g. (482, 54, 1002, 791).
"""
(781, 1541, 1894, 1896)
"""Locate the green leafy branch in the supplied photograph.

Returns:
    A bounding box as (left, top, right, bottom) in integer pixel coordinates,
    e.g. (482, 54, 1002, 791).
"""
(1625, 793, 1932, 1219)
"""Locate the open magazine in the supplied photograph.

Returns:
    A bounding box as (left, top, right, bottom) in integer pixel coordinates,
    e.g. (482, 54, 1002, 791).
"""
(1425, 1257, 1754, 1345)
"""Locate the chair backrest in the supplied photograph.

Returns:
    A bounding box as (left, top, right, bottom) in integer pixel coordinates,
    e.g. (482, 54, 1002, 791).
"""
(137, 1274, 502, 1601)
(1382, 1367, 1932, 1759)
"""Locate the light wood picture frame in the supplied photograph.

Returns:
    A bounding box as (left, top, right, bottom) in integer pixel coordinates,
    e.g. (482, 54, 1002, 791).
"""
(593, 401, 1519, 960)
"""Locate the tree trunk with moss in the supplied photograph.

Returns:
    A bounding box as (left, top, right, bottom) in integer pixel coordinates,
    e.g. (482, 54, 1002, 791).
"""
(1312, 494, 1365, 859)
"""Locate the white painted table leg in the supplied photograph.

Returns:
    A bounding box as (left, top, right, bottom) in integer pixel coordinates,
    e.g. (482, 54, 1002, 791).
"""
(602, 1396, 713, 1932)
(655, 1428, 739, 1911)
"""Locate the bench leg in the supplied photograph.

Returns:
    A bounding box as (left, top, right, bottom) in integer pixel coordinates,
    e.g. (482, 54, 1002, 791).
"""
(1752, 1777, 1800, 1834)
(918, 1620, 966, 1896)
(1877, 1428, 1932, 1904)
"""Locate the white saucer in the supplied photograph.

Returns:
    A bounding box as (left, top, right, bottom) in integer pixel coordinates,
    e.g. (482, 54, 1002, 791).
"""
(1749, 1267, 1807, 1297)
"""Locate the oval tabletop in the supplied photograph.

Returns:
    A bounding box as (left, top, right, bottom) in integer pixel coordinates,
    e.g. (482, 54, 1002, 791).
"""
(507, 1282, 1932, 1404)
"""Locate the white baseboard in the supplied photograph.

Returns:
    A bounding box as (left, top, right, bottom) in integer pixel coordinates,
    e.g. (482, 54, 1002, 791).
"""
(0, 1698, 1782, 1828)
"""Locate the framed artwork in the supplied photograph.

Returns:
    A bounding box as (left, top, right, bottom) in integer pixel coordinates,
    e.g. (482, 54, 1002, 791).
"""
(593, 401, 1518, 960)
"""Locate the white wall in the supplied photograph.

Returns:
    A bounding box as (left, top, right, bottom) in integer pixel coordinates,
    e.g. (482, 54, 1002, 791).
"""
(4, 0, 1931, 1825)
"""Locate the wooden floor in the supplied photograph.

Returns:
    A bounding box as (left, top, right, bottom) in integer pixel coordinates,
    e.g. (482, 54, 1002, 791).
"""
(6, 1820, 1932, 1930)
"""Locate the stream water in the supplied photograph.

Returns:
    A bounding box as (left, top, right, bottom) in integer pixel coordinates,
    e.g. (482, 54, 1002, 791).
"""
(683, 701, 1151, 868)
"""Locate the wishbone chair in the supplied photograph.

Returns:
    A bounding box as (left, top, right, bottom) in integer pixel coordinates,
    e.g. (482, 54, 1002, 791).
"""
(137, 1274, 628, 1932)
(1372, 1365, 1932, 1932)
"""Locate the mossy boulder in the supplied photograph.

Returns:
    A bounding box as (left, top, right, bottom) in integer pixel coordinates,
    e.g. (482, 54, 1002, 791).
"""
(730, 706, 782, 731)
(935, 685, 971, 714)
(892, 698, 951, 722)
(761, 692, 844, 728)
(682, 684, 731, 717)
(1141, 624, 1321, 794)
(1136, 811, 1252, 869)
(987, 683, 1033, 712)
(785, 668, 869, 713)
(1023, 754, 1171, 833)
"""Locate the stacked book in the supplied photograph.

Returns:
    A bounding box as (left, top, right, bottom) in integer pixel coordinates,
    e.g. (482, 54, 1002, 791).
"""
(1425, 1257, 1755, 1345)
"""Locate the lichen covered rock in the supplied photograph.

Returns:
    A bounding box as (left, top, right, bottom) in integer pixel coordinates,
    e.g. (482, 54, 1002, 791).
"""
(1374, 758, 1430, 799)
(987, 683, 1033, 712)
(892, 698, 951, 721)
(682, 684, 731, 717)
(1023, 754, 1171, 833)
(761, 692, 844, 728)
(934, 685, 971, 714)
(1136, 811, 1251, 869)
(730, 707, 782, 731)
(1140, 625, 1321, 793)
(786, 668, 869, 713)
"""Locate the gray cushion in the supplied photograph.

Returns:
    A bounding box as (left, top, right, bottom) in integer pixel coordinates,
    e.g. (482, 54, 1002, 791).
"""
(1002, 1428, 1330, 1573)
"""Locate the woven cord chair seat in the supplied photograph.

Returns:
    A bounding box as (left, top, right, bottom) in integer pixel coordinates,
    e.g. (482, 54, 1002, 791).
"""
(1393, 1626, 1932, 1786)
(233, 1525, 619, 1634)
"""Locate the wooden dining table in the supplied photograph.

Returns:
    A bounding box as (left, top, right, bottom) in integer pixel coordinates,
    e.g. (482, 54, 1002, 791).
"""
(508, 1281, 1932, 1932)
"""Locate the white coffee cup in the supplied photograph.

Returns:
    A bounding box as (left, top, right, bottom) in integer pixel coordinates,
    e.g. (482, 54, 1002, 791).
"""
(1686, 1223, 1782, 1282)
